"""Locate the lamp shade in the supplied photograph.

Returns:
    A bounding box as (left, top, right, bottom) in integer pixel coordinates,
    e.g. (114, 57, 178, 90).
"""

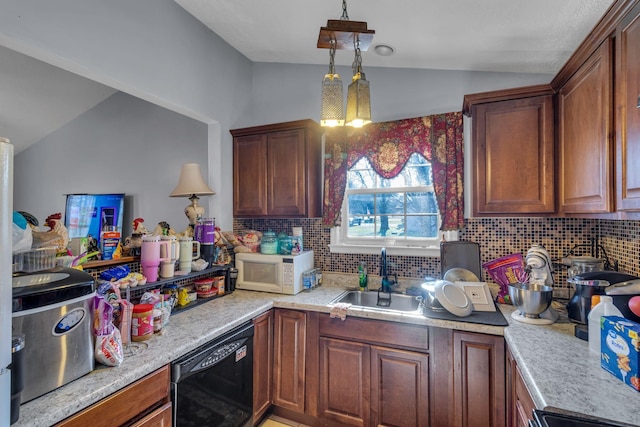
(345, 72, 371, 127)
(169, 163, 215, 197)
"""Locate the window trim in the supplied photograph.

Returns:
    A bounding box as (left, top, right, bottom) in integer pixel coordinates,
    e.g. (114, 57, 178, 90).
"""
(329, 227, 459, 257)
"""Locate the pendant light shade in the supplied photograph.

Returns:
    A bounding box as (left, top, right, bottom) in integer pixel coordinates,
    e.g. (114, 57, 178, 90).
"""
(320, 40, 344, 127)
(345, 71, 371, 127)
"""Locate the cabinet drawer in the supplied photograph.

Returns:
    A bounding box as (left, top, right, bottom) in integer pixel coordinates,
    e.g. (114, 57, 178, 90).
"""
(319, 314, 429, 352)
(55, 365, 170, 427)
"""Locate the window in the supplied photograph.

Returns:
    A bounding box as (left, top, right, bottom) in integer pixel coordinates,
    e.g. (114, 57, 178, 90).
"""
(330, 153, 452, 256)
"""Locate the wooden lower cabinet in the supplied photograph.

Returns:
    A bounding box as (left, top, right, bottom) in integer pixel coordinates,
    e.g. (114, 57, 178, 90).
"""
(370, 346, 430, 427)
(271, 311, 506, 427)
(507, 348, 536, 427)
(318, 337, 371, 426)
(317, 337, 430, 427)
(130, 402, 172, 427)
(453, 331, 506, 427)
(273, 308, 307, 413)
(55, 365, 171, 427)
(253, 310, 274, 424)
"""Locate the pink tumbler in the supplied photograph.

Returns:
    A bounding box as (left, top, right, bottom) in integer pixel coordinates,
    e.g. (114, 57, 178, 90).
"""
(140, 235, 169, 282)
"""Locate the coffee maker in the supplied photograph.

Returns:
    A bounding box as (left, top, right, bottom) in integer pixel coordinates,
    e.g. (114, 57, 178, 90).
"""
(567, 271, 639, 324)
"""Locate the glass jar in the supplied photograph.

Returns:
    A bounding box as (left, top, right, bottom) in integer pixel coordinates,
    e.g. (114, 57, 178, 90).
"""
(278, 233, 292, 255)
(261, 230, 278, 254)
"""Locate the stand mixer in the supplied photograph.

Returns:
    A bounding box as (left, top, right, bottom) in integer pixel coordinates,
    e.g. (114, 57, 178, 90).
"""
(510, 244, 559, 324)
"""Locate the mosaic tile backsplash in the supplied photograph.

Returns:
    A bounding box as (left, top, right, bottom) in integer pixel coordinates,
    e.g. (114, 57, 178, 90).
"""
(233, 217, 640, 297)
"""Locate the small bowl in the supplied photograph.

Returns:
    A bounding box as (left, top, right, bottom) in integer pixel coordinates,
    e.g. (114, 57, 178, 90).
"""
(508, 282, 553, 318)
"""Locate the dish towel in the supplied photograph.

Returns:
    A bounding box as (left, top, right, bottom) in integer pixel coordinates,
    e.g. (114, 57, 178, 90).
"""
(330, 303, 352, 321)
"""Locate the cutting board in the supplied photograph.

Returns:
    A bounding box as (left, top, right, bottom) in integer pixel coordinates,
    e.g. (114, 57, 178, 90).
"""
(440, 241, 482, 280)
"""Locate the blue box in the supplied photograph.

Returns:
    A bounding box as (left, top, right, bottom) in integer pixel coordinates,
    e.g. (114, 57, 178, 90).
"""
(600, 316, 640, 392)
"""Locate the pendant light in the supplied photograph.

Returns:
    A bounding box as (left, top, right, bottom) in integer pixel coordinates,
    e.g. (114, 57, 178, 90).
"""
(345, 36, 371, 128)
(317, 0, 375, 127)
(320, 39, 344, 127)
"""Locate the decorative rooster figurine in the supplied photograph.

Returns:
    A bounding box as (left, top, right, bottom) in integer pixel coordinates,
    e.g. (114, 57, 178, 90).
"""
(45, 212, 70, 253)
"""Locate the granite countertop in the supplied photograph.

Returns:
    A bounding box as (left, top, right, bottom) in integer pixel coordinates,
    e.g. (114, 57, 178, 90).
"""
(14, 276, 640, 427)
(504, 301, 640, 427)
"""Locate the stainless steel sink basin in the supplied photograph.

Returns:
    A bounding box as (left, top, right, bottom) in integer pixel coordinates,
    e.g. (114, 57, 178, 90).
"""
(330, 290, 421, 313)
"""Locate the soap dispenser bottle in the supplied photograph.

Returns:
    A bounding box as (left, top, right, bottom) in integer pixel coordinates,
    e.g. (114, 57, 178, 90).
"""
(358, 262, 368, 291)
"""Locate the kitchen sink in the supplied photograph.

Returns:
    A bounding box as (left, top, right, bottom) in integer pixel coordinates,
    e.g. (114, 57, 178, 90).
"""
(330, 289, 509, 326)
(330, 290, 421, 313)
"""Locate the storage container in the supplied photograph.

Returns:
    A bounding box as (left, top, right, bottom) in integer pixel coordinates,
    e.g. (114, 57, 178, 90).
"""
(13, 247, 57, 273)
(131, 304, 154, 342)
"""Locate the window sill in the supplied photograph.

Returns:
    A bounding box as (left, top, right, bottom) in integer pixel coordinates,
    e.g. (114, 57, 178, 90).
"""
(328, 243, 440, 257)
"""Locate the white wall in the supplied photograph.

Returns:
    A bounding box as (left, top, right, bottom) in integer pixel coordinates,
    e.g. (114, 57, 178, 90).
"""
(3, 0, 554, 234)
(14, 92, 209, 236)
(243, 62, 552, 126)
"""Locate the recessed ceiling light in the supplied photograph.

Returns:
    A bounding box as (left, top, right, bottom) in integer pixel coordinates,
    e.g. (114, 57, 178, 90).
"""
(374, 44, 395, 56)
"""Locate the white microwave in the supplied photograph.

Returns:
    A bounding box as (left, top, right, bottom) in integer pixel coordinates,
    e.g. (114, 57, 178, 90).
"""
(235, 250, 314, 295)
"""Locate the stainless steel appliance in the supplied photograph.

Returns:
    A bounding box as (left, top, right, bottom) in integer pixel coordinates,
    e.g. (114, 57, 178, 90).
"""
(171, 322, 254, 427)
(11, 267, 95, 402)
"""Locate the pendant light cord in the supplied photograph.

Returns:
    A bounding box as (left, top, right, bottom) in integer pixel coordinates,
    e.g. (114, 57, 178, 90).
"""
(341, 0, 350, 20)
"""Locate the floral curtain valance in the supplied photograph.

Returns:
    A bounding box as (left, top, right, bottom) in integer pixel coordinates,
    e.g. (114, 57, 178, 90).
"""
(322, 112, 464, 231)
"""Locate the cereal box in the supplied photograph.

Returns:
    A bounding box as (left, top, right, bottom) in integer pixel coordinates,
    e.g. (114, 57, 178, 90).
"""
(600, 316, 640, 391)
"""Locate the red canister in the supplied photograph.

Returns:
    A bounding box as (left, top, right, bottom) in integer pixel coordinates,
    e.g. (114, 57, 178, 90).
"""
(131, 304, 154, 341)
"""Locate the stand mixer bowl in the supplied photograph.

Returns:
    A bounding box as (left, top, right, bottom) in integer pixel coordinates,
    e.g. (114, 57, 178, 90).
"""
(508, 282, 554, 318)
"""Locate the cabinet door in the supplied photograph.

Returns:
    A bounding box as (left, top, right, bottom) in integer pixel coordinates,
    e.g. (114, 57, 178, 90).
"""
(370, 346, 430, 427)
(513, 364, 536, 427)
(267, 129, 308, 216)
(558, 40, 614, 213)
(318, 337, 370, 426)
(273, 309, 307, 413)
(472, 95, 554, 215)
(233, 134, 268, 216)
(453, 331, 505, 427)
(130, 402, 172, 427)
(506, 348, 536, 427)
(616, 3, 640, 211)
(253, 310, 274, 423)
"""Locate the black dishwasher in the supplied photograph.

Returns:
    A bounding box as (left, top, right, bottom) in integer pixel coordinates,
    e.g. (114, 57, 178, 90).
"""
(171, 322, 254, 427)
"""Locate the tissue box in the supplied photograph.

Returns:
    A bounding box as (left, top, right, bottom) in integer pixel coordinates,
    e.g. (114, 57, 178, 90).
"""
(600, 316, 640, 391)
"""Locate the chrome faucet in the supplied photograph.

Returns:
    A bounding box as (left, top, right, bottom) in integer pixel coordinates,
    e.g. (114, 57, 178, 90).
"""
(379, 247, 398, 293)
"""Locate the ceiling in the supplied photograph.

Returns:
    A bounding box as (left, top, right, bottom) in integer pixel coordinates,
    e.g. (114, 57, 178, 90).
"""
(175, 0, 614, 73)
(0, 0, 614, 154)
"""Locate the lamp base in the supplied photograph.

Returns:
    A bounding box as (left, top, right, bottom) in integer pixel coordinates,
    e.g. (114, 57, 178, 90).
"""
(185, 194, 205, 226)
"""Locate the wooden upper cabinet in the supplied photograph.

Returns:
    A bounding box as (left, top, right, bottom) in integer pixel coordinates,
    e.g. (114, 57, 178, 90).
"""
(557, 39, 614, 214)
(616, 2, 640, 211)
(465, 86, 555, 216)
(231, 120, 323, 218)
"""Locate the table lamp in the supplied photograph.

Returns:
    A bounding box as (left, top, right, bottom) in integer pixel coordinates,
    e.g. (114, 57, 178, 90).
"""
(169, 163, 215, 228)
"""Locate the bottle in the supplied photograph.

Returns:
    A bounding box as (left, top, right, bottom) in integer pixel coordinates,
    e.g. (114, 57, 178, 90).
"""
(358, 262, 368, 291)
(588, 295, 623, 354)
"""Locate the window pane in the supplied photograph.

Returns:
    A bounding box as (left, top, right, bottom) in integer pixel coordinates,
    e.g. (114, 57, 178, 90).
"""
(405, 215, 439, 238)
(375, 193, 404, 214)
(347, 167, 378, 189)
(406, 192, 438, 214)
(347, 194, 374, 215)
(348, 216, 375, 237)
(385, 215, 405, 237)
